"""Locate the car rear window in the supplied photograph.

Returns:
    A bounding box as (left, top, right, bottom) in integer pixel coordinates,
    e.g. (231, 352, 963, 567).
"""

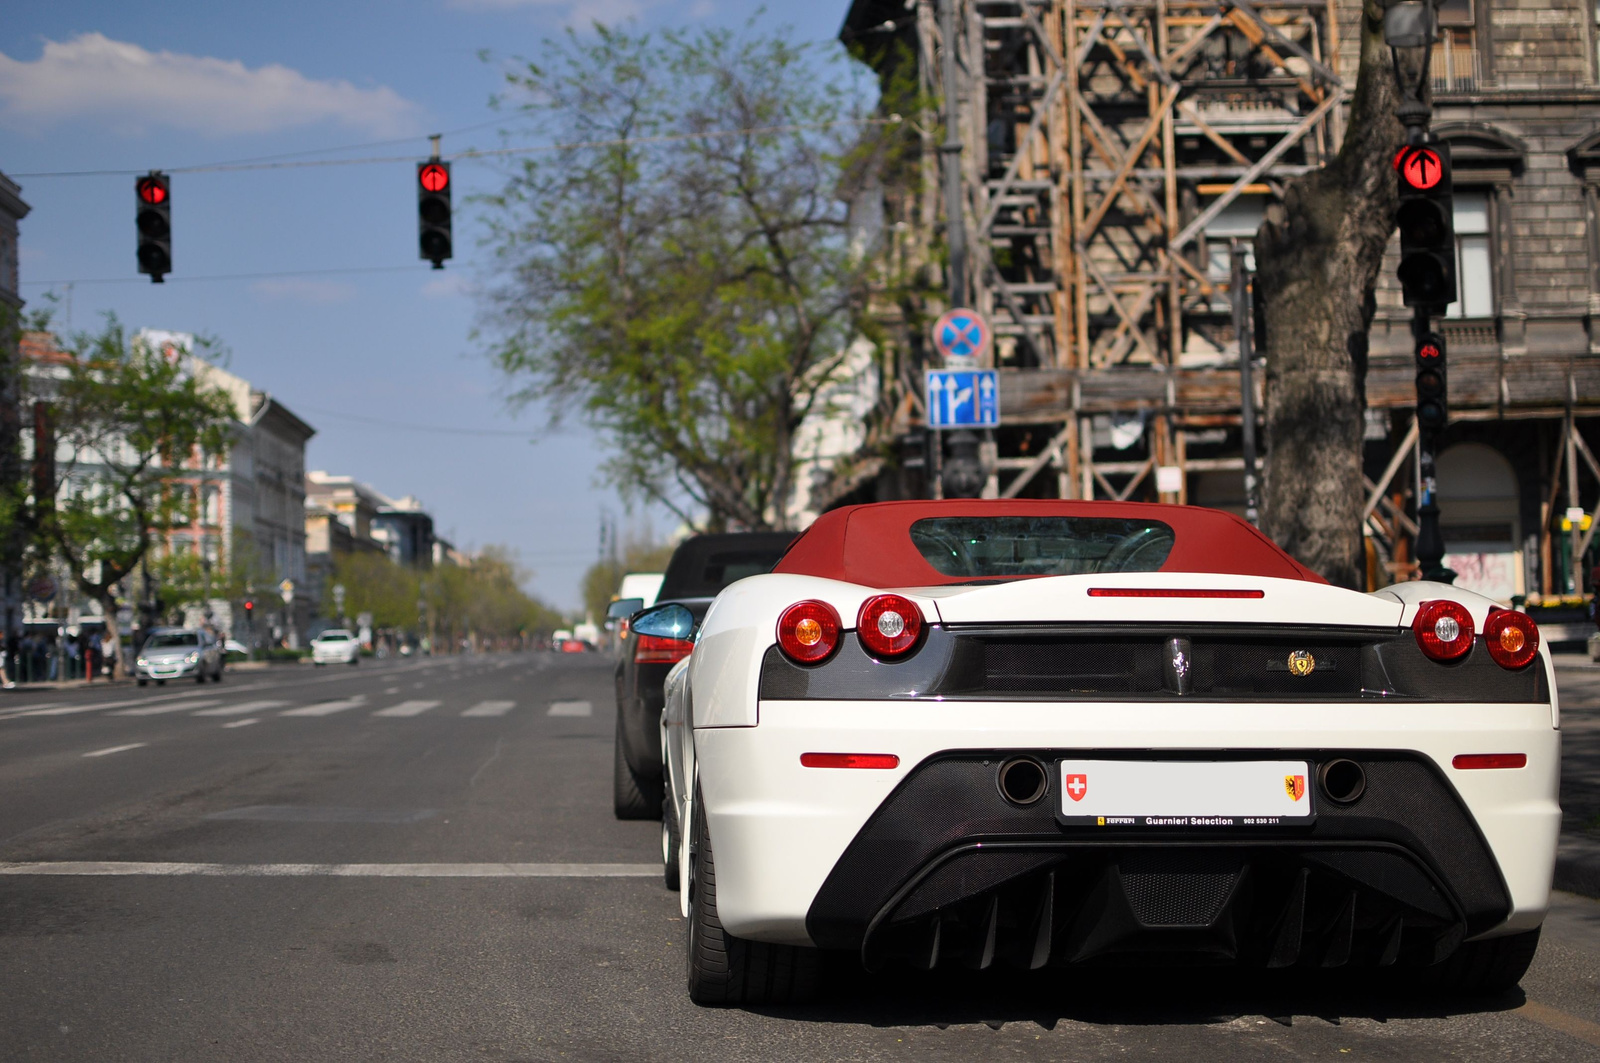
(319, 632, 350, 641)
(658, 533, 797, 599)
(910, 516, 1175, 578)
(146, 633, 199, 648)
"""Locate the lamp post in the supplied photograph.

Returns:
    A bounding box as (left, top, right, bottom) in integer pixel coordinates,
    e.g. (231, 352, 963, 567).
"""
(1384, 1, 1456, 584)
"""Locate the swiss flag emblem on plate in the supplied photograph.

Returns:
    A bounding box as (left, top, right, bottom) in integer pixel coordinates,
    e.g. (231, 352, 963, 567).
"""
(1065, 773, 1088, 802)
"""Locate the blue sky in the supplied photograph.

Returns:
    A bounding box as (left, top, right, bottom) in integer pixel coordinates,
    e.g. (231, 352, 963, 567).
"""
(1, 0, 857, 612)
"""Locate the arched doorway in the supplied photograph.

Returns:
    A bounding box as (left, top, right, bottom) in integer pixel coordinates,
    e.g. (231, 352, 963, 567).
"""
(1437, 442, 1521, 601)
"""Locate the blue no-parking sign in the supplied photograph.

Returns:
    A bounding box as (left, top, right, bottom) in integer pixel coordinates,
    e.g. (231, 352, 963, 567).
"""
(931, 308, 992, 363)
(926, 369, 999, 428)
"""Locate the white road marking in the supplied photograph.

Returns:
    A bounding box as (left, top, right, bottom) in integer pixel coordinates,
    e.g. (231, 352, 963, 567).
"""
(462, 700, 515, 717)
(12, 692, 216, 717)
(547, 700, 592, 717)
(193, 700, 287, 716)
(222, 718, 260, 729)
(82, 743, 148, 758)
(383, 687, 400, 695)
(373, 700, 440, 718)
(280, 696, 366, 717)
(112, 699, 224, 716)
(0, 861, 658, 877)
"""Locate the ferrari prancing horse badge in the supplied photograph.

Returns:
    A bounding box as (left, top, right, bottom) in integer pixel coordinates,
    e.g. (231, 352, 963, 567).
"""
(1287, 649, 1316, 677)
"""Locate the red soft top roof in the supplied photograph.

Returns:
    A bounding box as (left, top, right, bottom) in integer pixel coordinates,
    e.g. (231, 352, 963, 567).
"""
(772, 499, 1324, 587)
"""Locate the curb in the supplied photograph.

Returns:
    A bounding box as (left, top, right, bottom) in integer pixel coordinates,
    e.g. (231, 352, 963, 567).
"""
(1556, 832, 1600, 899)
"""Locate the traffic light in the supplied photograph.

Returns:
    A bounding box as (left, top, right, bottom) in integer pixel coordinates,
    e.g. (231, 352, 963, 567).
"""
(135, 171, 171, 283)
(243, 598, 255, 618)
(1415, 331, 1448, 433)
(417, 160, 452, 269)
(1394, 142, 1456, 309)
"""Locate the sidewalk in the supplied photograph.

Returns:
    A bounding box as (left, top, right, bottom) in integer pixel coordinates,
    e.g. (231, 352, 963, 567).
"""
(2, 658, 279, 691)
(1554, 654, 1600, 898)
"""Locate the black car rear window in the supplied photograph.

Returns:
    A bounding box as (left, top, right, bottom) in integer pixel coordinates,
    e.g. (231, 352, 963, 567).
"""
(658, 533, 797, 599)
(145, 632, 199, 648)
(910, 516, 1175, 578)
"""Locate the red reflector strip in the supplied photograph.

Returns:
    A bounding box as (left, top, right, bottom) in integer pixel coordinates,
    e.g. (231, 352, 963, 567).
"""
(800, 753, 900, 770)
(1087, 588, 1265, 599)
(1452, 753, 1527, 770)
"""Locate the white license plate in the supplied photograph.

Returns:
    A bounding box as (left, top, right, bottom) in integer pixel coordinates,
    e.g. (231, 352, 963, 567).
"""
(1058, 759, 1313, 827)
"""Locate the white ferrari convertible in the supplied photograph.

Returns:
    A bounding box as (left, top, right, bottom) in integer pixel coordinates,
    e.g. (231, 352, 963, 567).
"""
(639, 499, 1558, 1005)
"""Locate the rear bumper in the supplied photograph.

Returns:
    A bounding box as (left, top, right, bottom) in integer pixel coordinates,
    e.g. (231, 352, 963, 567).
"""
(693, 699, 1560, 963)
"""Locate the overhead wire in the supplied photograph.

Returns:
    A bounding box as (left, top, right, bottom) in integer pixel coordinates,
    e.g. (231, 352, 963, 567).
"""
(10, 114, 901, 179)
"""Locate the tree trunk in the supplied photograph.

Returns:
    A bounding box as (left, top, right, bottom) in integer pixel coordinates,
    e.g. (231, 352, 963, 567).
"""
(1254, 2, 1410, 589)
(96, 591, 122, 680)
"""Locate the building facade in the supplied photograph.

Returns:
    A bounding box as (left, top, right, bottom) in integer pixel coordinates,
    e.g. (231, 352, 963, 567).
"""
(0, 171, 30, 671)
(840, 0, 1600, 626)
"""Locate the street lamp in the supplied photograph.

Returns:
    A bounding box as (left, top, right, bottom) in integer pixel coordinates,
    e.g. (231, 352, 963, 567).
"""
(1383, 2, 1435, 144)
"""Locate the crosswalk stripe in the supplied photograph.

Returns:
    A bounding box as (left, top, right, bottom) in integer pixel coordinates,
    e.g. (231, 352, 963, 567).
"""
(281, 697, 366, 717)
(221, 719, 260, 729)
(462, 700, 515, 717)
(548, 700, 592, 717)
(112, 699, 224, 716)
(373, 700, 440, 718)
(193, 700, 287, 717)
(83, 743, 147, 758)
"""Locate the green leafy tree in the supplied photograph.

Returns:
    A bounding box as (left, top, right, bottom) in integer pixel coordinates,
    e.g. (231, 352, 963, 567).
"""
(332, 551, 421, 632)
(29, 317, 236, 672)
(582, 534, 676, 624)
(480, 22, 889, 530)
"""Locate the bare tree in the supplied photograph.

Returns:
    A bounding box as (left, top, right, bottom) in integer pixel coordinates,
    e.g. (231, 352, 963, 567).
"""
(1254, 1, 1418, 587)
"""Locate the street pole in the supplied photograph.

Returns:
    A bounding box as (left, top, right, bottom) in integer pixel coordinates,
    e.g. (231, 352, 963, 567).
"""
(937, 0, 967, 311)
(1231, 241, 1261, 526)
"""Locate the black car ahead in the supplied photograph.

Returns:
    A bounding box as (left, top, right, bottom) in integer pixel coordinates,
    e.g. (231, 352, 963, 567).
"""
(613, 531, 796, 819)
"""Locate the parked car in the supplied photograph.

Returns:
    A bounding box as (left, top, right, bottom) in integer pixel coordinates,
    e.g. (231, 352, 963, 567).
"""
(136, 628, 224, 686)
(660, 499, 1557, 1005)
(311, 629, 360, 666)
(613, 531, 796, 820)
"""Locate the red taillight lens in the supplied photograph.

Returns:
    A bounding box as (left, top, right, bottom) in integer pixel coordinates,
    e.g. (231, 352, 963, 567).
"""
(1483, 608, 1539, 670)
(1412, 600, 1475, 661)
(856, 594, 923, 658)
(777, 600, 841, 664)
(1452, 753, 1527, 770)
(800, 753, 900, 769)
(634, 634, 693, 664)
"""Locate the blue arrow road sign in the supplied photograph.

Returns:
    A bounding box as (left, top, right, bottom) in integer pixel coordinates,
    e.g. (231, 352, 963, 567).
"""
(926, 369, 1000, 428)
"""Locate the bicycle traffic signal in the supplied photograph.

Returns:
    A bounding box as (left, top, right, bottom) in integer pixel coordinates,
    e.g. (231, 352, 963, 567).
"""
(417, 160, 452, 269)
(135, 171, 171, 283)
(1415, 331, 1448, 433)
(1394, 142, 1456, 309)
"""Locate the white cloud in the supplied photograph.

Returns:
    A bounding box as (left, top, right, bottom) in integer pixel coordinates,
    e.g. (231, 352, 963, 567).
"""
(250, 277, 357, 304)
(0, 33, 419, 136)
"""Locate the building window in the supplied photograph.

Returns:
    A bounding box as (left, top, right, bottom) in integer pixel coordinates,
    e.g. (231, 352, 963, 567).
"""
(201, 485, 221, 526)
(1432, 0, 1480, 93)
(1447, 190, 1494, 318)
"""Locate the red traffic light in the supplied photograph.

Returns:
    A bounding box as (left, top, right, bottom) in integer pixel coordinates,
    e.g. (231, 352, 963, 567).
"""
(1398, 147, 1443, 191)
(136, 176, 168, 205)
(1418, 342, 1442, 361)
(419, 164, 449, 193)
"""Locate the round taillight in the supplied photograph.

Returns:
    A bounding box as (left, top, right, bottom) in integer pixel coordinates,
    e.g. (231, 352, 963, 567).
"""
(856, 594, 924, 659)
(1413, 599, 1475, 661)
(777, 600, 841, 664)
(1484, 608, 1539, 670)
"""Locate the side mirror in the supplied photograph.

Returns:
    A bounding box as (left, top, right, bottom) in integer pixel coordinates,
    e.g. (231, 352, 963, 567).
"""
(607, 598, 645, 621)
(631, 603, 694, 641)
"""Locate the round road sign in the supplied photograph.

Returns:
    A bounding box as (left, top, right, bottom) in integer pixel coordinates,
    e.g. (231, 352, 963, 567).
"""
(931, 308, 991, 363)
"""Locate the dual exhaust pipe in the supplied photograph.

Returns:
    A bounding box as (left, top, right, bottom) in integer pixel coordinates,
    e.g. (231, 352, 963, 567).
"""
(994, 756, 1368, 808)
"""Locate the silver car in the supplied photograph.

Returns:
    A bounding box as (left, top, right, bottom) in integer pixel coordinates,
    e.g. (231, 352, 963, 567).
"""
(136, 628, 224, 686)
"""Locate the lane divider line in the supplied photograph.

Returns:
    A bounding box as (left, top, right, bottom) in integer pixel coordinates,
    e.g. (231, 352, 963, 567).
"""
(0, 861, 659, 877)
(82, 743, 148, 758)
(221, 719, 260, 729)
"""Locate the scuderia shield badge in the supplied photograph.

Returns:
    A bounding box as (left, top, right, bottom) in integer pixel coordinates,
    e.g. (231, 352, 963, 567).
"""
(1287, 649, 1317, 677)
(1285, 774, 1307, 802)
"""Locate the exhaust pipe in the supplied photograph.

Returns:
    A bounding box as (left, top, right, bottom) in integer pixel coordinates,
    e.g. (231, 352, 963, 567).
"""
(997, 757, 1049, 807)
(1319, 758, 1367, 805)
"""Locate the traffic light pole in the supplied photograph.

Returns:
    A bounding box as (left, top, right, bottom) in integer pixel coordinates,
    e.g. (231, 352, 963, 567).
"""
(1411, 308, 1455, 584)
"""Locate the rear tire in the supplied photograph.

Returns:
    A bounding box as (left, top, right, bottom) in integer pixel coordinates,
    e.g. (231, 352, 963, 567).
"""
(686, 789, 819, 1006)
(613, 726, 661, 820)
(1432, 928, 1541, 995)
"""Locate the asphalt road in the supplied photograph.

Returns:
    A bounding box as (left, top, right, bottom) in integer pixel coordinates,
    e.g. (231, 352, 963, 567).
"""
(3, 653, 1600, 1062)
